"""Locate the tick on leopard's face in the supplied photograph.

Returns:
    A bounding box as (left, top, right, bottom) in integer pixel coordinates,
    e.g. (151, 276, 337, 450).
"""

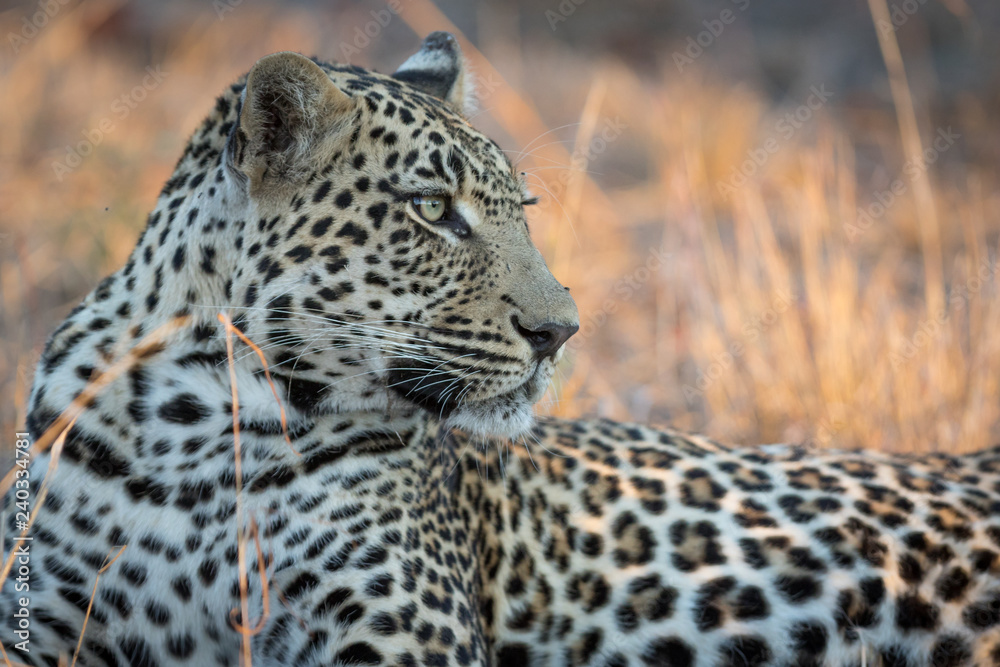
(225, 33, 579, 438)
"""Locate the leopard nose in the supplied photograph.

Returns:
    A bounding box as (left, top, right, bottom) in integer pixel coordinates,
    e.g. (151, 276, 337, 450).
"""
(512, 316, 579, 360)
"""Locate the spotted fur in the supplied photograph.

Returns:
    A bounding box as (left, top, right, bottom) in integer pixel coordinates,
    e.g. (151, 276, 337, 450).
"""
(5, 32, 1000, 667)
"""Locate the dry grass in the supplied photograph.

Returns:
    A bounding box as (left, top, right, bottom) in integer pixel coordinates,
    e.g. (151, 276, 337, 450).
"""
(2, 0, 999, 455)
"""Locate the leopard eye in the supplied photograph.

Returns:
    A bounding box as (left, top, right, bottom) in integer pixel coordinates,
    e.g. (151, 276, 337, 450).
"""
(412, 195, 449, 223)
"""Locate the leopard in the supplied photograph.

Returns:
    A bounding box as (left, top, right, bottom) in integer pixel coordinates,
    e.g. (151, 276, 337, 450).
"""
(5, 30, 1000, 667)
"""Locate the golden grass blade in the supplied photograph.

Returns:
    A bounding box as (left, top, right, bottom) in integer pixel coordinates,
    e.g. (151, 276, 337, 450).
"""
(220, 314, 253, 667)
(0, 416, 76, 595)
(0, 315, 191, 501)
(0, 316, 187, 660)
(69, 545, 127, 667)
(0, 625, 38, 666)
(220, 316, 299, 455)
(228, 517, 271, 636)
(866, 0, 944, 317)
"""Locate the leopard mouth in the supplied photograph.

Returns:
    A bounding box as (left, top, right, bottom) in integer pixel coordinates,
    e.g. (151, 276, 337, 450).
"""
(386, 359, 552, 438)
(386, 363, 464, 418)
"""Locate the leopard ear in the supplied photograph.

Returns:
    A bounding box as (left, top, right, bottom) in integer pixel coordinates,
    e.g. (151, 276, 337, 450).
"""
(230, 52, 353, 192)
(392, 32, 473, 116)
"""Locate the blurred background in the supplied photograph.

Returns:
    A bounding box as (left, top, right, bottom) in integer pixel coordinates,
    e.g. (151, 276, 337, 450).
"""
(1, 0, 999, 453)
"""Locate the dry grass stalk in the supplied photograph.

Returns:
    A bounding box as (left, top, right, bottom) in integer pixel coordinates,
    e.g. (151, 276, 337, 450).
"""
(69, 546, 127, 667)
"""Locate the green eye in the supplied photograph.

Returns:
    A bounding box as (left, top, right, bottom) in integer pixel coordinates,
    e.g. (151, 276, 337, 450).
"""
(412, 195, 449, 223)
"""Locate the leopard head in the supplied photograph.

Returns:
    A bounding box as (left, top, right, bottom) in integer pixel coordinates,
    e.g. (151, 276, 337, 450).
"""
(223, 33, 578, 438)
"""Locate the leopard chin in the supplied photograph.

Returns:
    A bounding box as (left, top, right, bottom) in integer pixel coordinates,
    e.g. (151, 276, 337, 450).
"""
(445, 363, 554, 440)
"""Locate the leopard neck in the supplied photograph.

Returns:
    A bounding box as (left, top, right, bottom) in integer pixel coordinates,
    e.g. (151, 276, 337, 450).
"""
(117, 82, 250, 340)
